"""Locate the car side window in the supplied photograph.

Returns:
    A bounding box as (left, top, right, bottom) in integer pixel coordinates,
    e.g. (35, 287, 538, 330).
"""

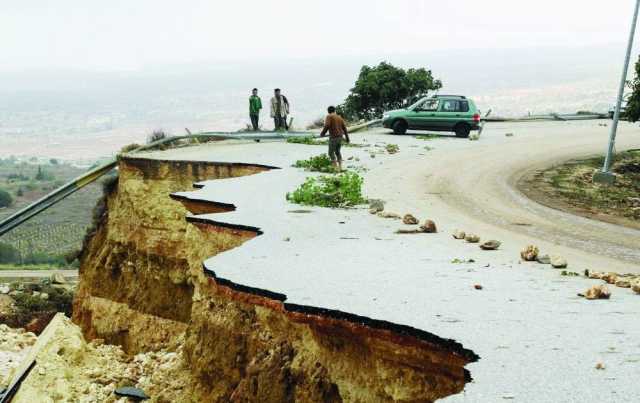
(441, 100, 457, 112)
(421, 99, 439, 111)
(458, 101, 469, 112)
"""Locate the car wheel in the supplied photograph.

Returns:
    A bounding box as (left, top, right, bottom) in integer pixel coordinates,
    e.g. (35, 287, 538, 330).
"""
(454, 123, 471, 138)
(392, 120, 408, 135)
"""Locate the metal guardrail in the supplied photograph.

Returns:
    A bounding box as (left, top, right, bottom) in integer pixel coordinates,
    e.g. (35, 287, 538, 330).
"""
(0, 130, 320, 237)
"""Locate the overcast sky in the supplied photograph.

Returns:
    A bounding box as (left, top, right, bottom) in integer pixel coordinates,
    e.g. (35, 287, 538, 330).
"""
(0, 0, 636, 73)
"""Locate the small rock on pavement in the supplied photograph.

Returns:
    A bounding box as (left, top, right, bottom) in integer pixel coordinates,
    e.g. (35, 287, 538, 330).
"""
(369, 199, 385, 213)
(595, 362, 606, 370)
(602, 273, 618, 284)
(536, 254, 551, 265)
(50, 272, 67, 284)
(402, 214, 419, 225)
(465, 234, 480, 243)
(550, 256, 568, 269)
(452, 230, 466, 240)
(474, 284, 483, 290)
(480, 240, 501, 250)
(615, 279, 631, 288)
(420, 220, 437, 233)
(632, 281, 640, 294)
(520, 245, 539, 261)
(505, 133, 514, 137)
(580, 285, 611, 300)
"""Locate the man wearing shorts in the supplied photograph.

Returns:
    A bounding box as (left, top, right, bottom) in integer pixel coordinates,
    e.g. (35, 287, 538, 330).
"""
(319, 106, 350, 172)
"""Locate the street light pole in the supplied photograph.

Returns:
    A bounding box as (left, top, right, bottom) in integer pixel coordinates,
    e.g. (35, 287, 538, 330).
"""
(594, 0, 640, 184)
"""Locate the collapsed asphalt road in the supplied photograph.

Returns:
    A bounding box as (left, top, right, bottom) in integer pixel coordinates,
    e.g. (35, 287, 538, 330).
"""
(135, 120, 640, 402)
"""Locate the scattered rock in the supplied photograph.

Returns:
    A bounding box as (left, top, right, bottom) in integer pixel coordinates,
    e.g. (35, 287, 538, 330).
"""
(520, 245, 539, 261)
(536, 254, 551, 265)
(402, 214, 419, 225)
(50, 272, 67, 285)
(419, 220, 437, 233)
(595, 362, 606, 370)
(39, 292, 49, 300)
(0, 284, 10, 294)
(628, 197, 640, 208)
(602, 273, 618, 284)
(480, 240, 501, 250)
(452, 230, 466, 240)
(378, 212, 401, 219)
(283, 237, 291, 242)
(505, 133, 514, 137)
(465, 234, 480, 243)
(632, 281, 640, 294)
(474, 284, 483, 290)
(550, 256, 568, 269)
(368, 199, 385, 213)
(615, 279, 631, 288)
(579, 285, 611, 300)
(588, 271, 605, 280)
(469, 133, 480, 141)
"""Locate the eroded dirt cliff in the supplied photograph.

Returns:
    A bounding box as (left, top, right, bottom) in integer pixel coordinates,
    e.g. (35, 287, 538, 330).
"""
(72, 155, 477, 402)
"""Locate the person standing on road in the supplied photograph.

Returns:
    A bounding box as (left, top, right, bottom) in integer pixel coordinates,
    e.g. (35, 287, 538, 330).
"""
(270, 88, 290, 131)
(249, 88, 262, 131)
(319, 106, 350, 172)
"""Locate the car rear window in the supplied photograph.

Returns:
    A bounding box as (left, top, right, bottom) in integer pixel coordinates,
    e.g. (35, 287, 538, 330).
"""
(440, 100, 469, 112)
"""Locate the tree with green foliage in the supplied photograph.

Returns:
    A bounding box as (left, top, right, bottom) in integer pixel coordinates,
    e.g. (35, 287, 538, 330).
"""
(0, 242, 20, 263)
(338, 62, 442, 121)
(35, 166, 54, 181)
(0, 188, 13, 208)
(626, 55, 640, 122)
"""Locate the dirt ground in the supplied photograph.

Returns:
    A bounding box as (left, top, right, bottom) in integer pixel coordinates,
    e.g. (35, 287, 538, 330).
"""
(520, 150, 640, 229)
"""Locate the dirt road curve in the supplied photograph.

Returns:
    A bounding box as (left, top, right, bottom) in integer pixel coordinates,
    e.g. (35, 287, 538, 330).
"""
(367, 120, 640, 273)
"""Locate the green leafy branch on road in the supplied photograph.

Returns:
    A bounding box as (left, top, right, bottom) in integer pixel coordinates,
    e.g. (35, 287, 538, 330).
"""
(286, 172, 366, 208)
(293, 154, 335, 173)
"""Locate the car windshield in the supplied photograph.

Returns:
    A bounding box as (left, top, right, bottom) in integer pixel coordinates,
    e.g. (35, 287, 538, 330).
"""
(408, 97, 429, 110)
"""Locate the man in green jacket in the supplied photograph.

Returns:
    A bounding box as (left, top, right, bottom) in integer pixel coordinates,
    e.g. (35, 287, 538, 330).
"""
(249, 88, 262, 131)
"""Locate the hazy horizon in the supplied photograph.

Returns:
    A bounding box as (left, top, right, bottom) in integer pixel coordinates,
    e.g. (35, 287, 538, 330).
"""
(2, 1, 639, 160)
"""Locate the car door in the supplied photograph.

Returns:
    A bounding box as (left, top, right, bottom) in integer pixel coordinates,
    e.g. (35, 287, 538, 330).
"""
(411, 99, 440, 129)
(437, 99, 464, 130)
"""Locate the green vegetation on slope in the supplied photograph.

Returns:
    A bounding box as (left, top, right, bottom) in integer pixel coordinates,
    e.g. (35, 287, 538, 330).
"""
(0, 158, 104, 267)
(535, 150, 640, 221)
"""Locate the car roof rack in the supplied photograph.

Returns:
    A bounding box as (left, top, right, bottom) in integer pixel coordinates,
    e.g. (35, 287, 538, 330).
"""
(432, 95, 466, 99)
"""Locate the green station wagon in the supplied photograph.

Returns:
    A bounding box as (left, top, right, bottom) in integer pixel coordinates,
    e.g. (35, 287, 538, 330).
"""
(382, 95, 481, 137)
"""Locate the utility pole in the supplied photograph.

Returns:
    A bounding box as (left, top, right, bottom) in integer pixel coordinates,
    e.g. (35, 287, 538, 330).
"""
(594, 0, 640, 184)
